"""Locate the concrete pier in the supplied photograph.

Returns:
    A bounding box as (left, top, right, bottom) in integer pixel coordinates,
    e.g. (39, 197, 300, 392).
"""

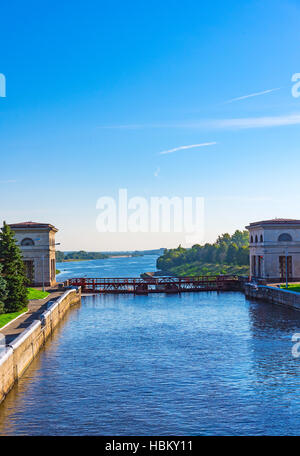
(244, 283, 300, 311)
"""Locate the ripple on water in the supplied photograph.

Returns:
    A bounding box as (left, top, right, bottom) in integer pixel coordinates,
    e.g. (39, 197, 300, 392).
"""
(0, 291, 299, 435)
(0, 256, 299, 435)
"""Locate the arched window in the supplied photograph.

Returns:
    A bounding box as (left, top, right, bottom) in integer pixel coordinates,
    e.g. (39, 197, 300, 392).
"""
(250, 236, 253, 243)
(21, 238, 35, 246)
(278, 233, 292, 242)
(255, 235, 258, 243)
(260, 234, 263, 242)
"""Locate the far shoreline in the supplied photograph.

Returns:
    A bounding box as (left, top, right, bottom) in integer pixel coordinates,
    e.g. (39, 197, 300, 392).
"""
(59, 254, 136, 262)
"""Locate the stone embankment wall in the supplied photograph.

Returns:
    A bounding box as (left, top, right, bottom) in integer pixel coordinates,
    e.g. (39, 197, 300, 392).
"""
(245, 283, 300, 311)
(0, 287, 81, 404)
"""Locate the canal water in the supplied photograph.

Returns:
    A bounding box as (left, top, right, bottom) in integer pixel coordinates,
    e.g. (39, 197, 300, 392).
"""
(0, 256, 299, 435)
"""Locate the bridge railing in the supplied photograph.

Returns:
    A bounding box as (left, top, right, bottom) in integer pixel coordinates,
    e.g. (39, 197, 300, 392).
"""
(65, 275, 241, 293)
(68, 275, 239, 286)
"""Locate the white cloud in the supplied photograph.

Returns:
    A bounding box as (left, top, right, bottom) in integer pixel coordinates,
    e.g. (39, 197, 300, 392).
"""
(224, 87, 280, 104)
(206, 113, 300, 129)
(100, 112, 300, 131)
(0, 179, 17, 184)
(159, 142, 217, 155)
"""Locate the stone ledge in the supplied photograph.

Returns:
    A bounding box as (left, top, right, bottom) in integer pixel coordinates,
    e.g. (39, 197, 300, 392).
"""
(0, 287, 81, 405)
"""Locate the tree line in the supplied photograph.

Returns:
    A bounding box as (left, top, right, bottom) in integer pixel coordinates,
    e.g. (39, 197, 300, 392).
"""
(0, 222, 28, 314)
(156, 230, 249, 275)
(55, 248, 166, 262)
(56, 250, 108, 261)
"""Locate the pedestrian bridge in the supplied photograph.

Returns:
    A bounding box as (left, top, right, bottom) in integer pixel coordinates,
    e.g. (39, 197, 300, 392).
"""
(66, 275, 244, 294)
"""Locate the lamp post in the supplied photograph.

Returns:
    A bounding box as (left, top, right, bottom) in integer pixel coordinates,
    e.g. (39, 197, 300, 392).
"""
(285, 247, 289, 290)
(42, 254, 44, 292)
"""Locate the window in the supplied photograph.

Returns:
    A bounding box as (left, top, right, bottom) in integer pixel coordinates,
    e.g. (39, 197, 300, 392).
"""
(23, 260, 34, 284)
(257, 256, 263, 277)
(252, 255, 256, 276)
(255, 235, 258, 243)
(278, 233, 292, 242)
(250, 236, 253, 243)
(21, 238, 35, 246)
(51, 258, 56, 281)
(260, 234, 263, 242)
(279, 256, 292, 279)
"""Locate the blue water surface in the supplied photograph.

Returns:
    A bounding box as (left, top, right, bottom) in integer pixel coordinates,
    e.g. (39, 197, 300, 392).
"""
(0, 256, 299, 435)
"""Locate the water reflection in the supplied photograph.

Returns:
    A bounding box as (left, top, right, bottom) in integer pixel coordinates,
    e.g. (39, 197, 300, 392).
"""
(246, 298, 300, 435)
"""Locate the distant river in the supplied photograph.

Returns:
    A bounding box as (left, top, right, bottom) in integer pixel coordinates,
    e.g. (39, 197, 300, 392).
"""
(0, 255, 299, 435)
(55, 254, 160, 280)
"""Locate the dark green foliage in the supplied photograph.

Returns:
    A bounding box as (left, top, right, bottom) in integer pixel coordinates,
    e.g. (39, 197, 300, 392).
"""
(157, 230, 250, 276)
(225, 243, 239, 264)
(0, 263, 7, 314)
(56, 249, 165, 262)
(55, 250, 65, 262)
(56, 250, 108, 261)
(169, 262, 249, 277)
(230, 230, 250, 248)
(0, 222, 28, 312)
(64, 250, 108, 260)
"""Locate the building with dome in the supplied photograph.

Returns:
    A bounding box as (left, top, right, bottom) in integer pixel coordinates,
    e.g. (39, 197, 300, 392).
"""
(246, 219, 300, 282)
(9, 221, 58, 287)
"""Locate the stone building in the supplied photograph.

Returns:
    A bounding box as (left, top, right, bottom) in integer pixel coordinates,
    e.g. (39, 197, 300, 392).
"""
(9, 221, 58, 287)
(246, 219, 300, 282)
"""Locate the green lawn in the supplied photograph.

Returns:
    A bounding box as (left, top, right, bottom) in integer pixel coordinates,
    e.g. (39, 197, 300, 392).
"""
(280, 284, 300, 292)
(0, 288, 49, 329)
(0, 307, 28, 328)
(27, 287, 50, 300)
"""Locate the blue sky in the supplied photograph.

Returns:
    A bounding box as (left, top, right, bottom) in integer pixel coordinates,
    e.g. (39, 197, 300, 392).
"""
(1, 0, 300, 250)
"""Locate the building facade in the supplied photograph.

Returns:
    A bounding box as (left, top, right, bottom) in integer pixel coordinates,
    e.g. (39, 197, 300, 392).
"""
(9, 221, 58, 287)
(246, 219, 300, 282)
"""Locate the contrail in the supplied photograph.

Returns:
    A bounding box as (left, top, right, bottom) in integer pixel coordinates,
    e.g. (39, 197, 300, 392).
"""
(159, 142, 217, 155)
(224, 87, 280, 104)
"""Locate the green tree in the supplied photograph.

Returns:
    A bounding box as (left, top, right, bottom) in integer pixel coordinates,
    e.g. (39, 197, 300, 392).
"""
(231, 230, 249, 248)
(236, 246, 249, 265)
(0, 263, 7, 314)
(156, 229, 250, 275)
(225, 243, 238, 265)
(215, 242, 228, 264)
(55, 250, 64, 262)
(0, 222, 28, 312)
(216, 233, 231, 245)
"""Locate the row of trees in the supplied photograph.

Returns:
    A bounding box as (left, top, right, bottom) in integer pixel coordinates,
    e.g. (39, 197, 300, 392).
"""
(156, 230, 249, 272)
(0, 222, 28, 314)
(56, 250, 108, 261)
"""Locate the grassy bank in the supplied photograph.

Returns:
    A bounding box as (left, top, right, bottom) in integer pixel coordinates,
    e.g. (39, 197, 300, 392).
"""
(0, 288, 49, 329)
(162, 262, 249, 277)
(0, 307, 28, 328)
(280, 284, 300, 292)
(27, 288, 49, 300)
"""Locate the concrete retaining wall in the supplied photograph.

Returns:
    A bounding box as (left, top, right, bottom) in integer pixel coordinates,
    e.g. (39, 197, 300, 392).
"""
(245, 283, 300, 311)
(0, 287, 81, 404)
